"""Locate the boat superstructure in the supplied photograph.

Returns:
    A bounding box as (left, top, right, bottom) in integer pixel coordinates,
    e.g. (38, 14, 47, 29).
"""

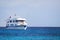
(6, 16, 27, 30)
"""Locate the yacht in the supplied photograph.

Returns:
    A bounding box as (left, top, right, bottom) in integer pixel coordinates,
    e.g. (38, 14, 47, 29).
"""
(6, 16, 27, 30)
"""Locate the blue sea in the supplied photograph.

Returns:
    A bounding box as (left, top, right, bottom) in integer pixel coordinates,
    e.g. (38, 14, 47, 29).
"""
(0, 27, 60, 40)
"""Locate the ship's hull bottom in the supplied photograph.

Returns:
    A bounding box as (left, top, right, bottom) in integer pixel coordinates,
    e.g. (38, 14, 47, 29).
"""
(6, 26, 27, 30)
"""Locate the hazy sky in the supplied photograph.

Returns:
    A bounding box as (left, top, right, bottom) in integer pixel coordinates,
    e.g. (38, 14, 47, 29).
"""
(0, 0, 60, 27)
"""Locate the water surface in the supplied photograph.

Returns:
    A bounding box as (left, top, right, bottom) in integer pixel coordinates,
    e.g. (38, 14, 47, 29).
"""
(0, 27, 60, 40)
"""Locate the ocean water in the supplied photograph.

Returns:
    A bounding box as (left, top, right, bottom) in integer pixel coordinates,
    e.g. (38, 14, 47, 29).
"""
(0, 27, 60, 40)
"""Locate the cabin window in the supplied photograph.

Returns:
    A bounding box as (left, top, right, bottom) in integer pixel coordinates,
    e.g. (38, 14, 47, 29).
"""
(12, 20, 18, 22)
(10, 20, 12, 23)
(16, 20, 18, 22)
(20, 20, 24, 22)
(15, 24, 17, 26)
(10, 24, 14, 26)
(7, 24, 9, 26)
(7, 21, 9, 23)
(13, 20, 15, 22)
(16, 20, 24, 22)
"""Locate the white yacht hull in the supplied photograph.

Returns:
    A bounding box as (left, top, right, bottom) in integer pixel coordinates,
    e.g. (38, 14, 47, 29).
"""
(6, 26, 27, 30)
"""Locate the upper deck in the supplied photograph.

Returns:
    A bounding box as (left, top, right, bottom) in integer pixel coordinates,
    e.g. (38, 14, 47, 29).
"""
(6, 17, 27, 27)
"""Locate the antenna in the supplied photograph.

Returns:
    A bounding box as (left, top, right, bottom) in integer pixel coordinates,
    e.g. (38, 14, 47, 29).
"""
(15, 14, 16, 16)
(9, 16, 11, 18)
(14, 14, 17, 18)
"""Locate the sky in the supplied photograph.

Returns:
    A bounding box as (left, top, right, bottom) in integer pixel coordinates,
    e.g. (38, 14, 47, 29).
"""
(0, 0, 60, 27)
